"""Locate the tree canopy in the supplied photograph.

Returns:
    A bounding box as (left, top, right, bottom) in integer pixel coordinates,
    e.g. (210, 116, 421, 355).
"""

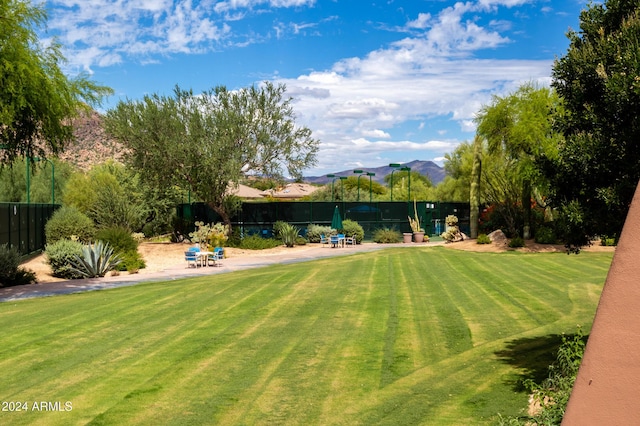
(104, 82, 319, 230)
(545, 0, 640, 251)
(475, 83, 561, 238)
(0, 0, 112, 164)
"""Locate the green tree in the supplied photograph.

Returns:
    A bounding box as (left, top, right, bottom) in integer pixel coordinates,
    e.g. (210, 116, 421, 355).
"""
(475, 83, 561, 238)
(383, 170, 432, 201)
(63, 161, 150, 232)
(545, 0, 640, 251)
(104, 83, 319, 232)
(0, 0, 112, 164)
(0, 157, 74, 203)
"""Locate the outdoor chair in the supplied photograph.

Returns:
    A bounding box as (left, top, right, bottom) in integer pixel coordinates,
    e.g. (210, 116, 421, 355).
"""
(345, 235, 356, 246)
(330, 235, 340, 248)
(208, 247, 224, 266)
(320, 234, 329, 247)
(185, 250, 201, 268)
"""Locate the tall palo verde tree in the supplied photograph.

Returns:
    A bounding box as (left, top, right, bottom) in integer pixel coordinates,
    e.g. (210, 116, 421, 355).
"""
(104, 82, 319, 232)
(475, 83, 561, 239)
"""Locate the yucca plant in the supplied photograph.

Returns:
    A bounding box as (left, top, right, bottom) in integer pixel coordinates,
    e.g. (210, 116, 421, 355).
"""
(280, 223, 300, 248)
(68, 241, 122, 278)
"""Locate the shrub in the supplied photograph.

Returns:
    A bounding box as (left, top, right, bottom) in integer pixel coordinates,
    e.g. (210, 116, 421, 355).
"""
(306, 224, 332, 243)
(96, 227, 146, 272)
(239, 235, 282, 250)
(189, 221, 229, 249)
(272, 221, 288, 239)
(68, 241, 122, 278)
(342, 219, 364, 244)
(600, 235, 617, 246)
(45, 206, 96, 244)
(522, 328, 586, 424)
(535, 226, 557, 244)
(508, 237, 525, 248)
(45, 239, 85, 279)
(373, 227, 401, 244)
(295, 236, 307, 246)
(0, 244, 37, 287)
(97, 227, 138, 254)
(477, 234, 492, 244)
(279, 223, 300, 247)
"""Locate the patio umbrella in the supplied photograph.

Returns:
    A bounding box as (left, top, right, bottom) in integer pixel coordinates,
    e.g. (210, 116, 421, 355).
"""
(331, 205, 343, 230)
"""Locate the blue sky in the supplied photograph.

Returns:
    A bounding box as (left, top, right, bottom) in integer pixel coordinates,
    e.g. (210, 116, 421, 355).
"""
(43, 0, 588, 177)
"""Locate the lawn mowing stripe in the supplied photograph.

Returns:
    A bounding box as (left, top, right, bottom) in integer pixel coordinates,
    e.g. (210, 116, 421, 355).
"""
(0, 248, 612, 425)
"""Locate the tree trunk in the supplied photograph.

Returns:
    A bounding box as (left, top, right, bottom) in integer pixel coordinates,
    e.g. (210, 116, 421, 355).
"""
(210, 202, 233, 237)
(470, 139, 482, 239)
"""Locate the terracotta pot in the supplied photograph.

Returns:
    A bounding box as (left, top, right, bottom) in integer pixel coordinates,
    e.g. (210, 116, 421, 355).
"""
(413, 232, 425, 243)
(403, 233, 413, 243)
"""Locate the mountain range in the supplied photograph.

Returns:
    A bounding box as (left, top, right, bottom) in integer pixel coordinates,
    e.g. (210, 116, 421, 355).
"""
(304, 160, 446, 186)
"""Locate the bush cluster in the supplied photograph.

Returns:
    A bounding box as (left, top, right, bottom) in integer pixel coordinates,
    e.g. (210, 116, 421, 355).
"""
(373, 227, 401, 243)
(476, 234, 492, 245)
(342, 219, 364, 244)
(96, 227, 145, 272)
(45, 206, 96, 244)
(508, 237, 525, 248)
(305, 224, 332, 243)
(238, 235, 282, 250)
(534, 226, 557, 244)
(0, 244, 37, 287)
(45, 239, 85, 279)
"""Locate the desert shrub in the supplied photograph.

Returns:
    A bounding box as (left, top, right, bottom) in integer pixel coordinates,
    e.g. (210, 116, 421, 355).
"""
(342, 219, 364, 244)
(508, 237, 525, 248)
(279, 223, 300, 247)
(373, 227, 401, 244)
(45, 239, 85, 279)
(45, 206, 96, 244)
(189, 221, 229, 249)
(295, 236, 307, 246)
(68, 241, 122, 278)
(96, 227, 145, 272)
(600, 235, 617, 246)
(521, 328, 586, 425)
(272, 221, 288, 239)
(239, 235, 282, 250)
(477, 234, 492, 244)
(97, 227, 138, 253)
(0, 244, 37, 287)
(535, 226, 557, 244)
(306, 224, 332, 243)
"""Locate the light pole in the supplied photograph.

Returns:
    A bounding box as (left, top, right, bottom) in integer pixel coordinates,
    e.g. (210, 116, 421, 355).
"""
(33, 157, 55, 205)
(339, 176, 347, 201)
(353, 169, 363, 201)
(389, 163, 401, 201)
(366, 172, 375, 203)
(326, 174, 336, 202)
(400, 166, 411, 201)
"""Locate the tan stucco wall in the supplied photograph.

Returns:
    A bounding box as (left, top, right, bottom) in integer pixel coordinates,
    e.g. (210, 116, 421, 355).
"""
(563, 180, 640, 425)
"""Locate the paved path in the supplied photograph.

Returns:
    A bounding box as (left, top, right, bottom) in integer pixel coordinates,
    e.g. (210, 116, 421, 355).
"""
(0, 242, 444, 302)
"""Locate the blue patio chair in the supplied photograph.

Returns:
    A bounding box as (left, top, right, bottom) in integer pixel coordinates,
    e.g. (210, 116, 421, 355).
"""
(185, 250, 201, 268)
(330, 235, 340, 248)
(320, 234, 329, 247)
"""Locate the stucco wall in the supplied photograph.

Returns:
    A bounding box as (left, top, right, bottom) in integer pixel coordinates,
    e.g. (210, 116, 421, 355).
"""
(563, 181, 640, 425)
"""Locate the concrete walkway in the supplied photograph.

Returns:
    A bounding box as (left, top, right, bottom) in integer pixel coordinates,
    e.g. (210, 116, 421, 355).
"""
(0, 241, 444, 302)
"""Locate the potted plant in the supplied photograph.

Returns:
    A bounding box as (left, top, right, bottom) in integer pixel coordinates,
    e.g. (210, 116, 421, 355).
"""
(408, 200, 427, 243)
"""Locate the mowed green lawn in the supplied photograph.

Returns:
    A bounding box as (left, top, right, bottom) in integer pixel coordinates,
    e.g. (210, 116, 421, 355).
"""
(0, 247, 612, 425)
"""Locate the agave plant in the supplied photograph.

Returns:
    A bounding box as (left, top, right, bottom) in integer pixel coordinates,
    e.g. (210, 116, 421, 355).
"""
(69, 240, 122, 278)
(280, 223, 300, 248)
